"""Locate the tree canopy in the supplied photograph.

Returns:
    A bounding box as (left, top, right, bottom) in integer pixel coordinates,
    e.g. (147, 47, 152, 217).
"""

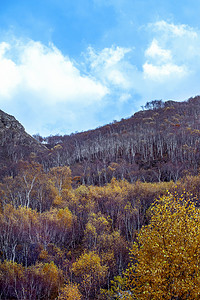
(124, 193, 200, 300)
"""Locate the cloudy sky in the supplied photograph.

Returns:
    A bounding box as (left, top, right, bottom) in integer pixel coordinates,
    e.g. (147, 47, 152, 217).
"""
(1, 0, 200, 136)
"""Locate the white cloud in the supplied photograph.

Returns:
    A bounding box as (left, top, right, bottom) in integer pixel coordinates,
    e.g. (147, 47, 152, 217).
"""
(141, 21, 197, 82)
(131, 20, 200, 103)
(151, 21, 198, 38)
(0, 40, 108, 104)
(145, 39, 171, 62)
(143, 62, 187, 81)
(85, 46, 132, 88)
(0, 42, 21, 97)
(143, 37, 187, 81)
(119, 93, 131, 103)
(0, 42, 10, 57)
(88, 46, 130, 69)
(0, 39, 112, 135)
(20, 42, 108, 103)
(148, 20, 200, 63)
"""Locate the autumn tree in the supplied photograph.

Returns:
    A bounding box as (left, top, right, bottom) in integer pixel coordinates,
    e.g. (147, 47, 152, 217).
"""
(49, 166, 72, 207)
(124, 193, 200, 300)
(1, 162, 57, 211)
(58, 282, 82, 300)
(39, 207, 73, 249)
(49, 166, 72, 195)
(72, 251, 108, 299)
(0, 260, 63, 300)
(0, 204, 40, 264)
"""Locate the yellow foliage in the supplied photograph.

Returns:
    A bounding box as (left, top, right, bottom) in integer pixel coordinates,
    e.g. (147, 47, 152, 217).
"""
(72, 251, 108, 297)
(49, 166, 72, 194)
(125, 194, 200, 299)
(41, 207, 73, 230)
(0, 260, 24, 281)
(57, 207, 73, 228)
(72, 251, 107, 278)
(53, 194, 63, 206)
(42, 261, 61, 283)
(58, 282, 82, 300)
(39, 249, 49, 260)
(75, 185, 90, 197)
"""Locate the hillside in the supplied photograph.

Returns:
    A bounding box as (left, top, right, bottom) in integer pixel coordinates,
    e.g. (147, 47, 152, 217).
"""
(37, 96, 200, 185)
(0, 109, 47, 178)
(1, 96, 200, 184)
(1, 98, 200, 299)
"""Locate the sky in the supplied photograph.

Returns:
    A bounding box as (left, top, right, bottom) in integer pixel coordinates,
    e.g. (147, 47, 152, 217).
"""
(1, 0, 200, 136)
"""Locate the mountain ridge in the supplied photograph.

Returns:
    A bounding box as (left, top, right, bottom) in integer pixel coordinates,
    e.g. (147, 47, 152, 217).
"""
(36, 96, 200, 184)
(1, 95, 200, 184)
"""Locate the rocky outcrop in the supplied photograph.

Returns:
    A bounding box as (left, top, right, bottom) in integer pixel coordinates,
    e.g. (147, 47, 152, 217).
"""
(0, 110, 24, 131)
(0, 110, 47, 171)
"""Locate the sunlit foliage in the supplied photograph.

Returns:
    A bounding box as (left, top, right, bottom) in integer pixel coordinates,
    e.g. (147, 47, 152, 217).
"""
(124, 193, 200, 299)
(58, 282, 82, 300)
(1, 160, 200, 299)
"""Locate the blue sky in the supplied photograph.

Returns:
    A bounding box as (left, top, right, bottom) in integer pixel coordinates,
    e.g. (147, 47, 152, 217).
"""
(1, 0, 200, 136)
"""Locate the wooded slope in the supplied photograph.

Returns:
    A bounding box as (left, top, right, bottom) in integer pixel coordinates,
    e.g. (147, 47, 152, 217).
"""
(39, 96, 200, 185)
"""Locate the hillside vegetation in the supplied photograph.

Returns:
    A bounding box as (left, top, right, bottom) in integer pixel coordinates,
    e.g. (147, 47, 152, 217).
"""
(2, 96, 200, 185)
(0, 161, 200, 298)
(1, 96, 200, 298)
(35, 96, 200, 185)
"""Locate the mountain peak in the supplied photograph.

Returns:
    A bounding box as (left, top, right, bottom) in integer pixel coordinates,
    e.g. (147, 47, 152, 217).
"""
(0, 109, 25, 131)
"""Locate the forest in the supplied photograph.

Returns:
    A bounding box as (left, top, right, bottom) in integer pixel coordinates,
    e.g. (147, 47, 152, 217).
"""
(1, 96, 200, 298)
(32, 96, 200, 187)
(1, 160, 200, 299)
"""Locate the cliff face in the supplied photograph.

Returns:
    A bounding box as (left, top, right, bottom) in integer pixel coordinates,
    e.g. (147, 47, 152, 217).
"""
(0, 110, 47, 172)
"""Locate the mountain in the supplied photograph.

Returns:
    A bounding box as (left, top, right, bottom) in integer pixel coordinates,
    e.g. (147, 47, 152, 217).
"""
(1, 95, 200, 184)
(0, 109, 47, 177)
(39, 96, 200, 184)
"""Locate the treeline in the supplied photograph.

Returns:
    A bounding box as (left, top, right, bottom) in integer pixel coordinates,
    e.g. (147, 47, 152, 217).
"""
(31, 96, 200, 185)
(1, 161, 200, 298)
